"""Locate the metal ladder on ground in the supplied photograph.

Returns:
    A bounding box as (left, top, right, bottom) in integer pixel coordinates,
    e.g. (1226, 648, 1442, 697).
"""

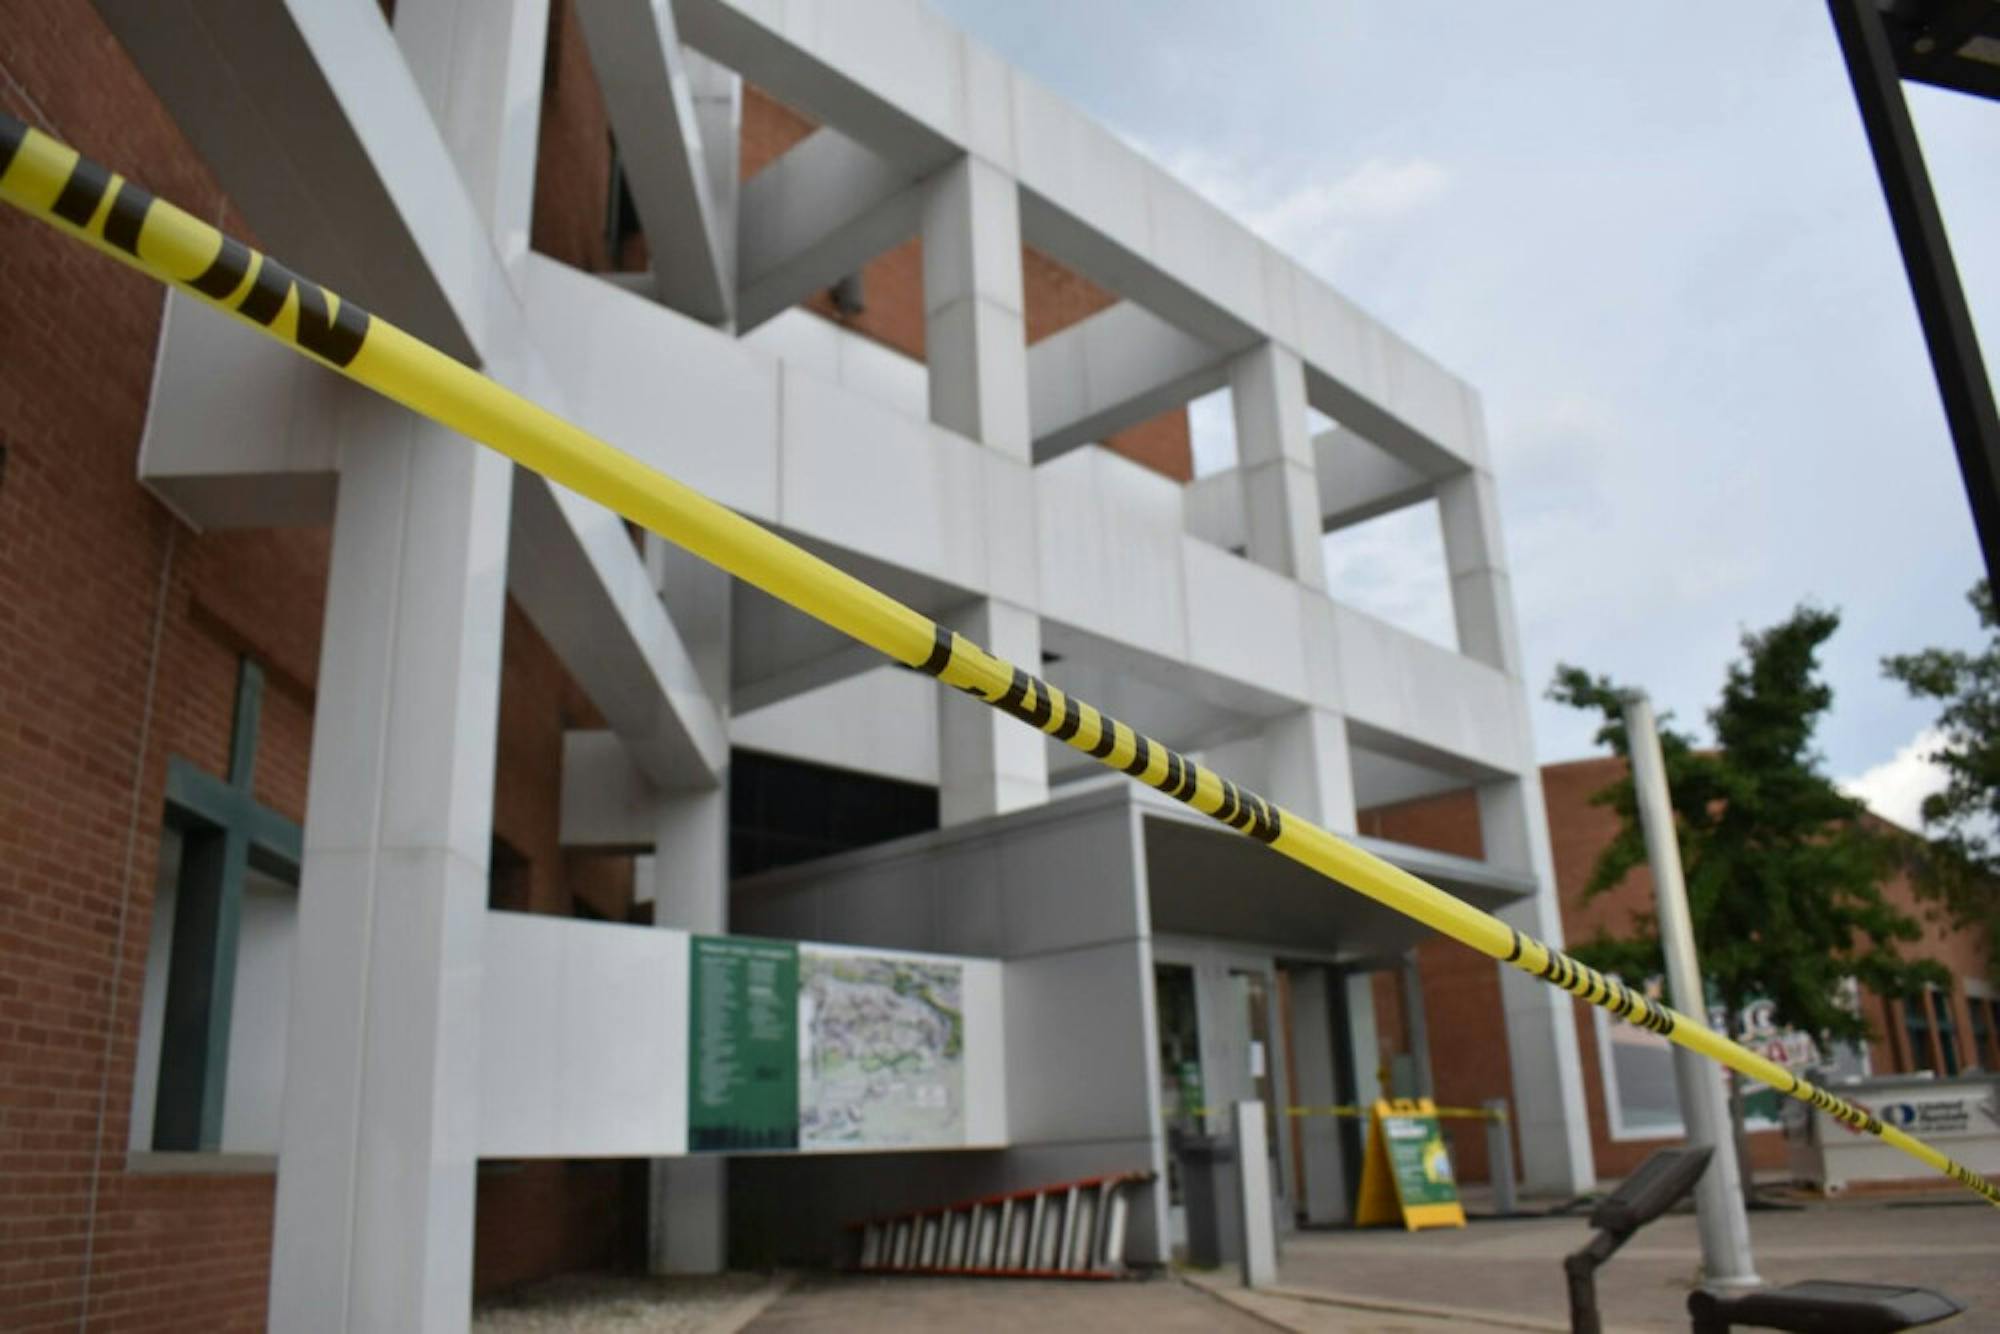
(849, 1171, 1154, 1280)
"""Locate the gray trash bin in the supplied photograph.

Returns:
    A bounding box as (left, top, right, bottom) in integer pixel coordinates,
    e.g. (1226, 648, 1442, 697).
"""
(1175, 1131, 1242, 1267)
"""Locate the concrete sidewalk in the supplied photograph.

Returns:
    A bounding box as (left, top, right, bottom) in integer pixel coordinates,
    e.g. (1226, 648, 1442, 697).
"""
(475, 1194, 1996, 1332)
(1215, 1193, 1999, 1332)
(739, 1273, 1271, 1332)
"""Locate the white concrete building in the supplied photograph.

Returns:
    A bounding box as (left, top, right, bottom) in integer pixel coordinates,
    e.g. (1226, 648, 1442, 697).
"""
(97, 0, 1593, 1324)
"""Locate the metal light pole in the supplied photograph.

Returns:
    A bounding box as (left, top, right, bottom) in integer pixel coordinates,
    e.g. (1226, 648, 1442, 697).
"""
(1621, 691, 1760, 1288)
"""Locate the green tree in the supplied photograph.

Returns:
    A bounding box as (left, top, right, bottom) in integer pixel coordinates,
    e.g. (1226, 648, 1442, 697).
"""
(1883, 580, 2000, 974)
(1550, 606, 1941, 1204)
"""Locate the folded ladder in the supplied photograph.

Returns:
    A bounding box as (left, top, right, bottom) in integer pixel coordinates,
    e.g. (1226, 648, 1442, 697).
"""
(848, 1171, 1154, 1280)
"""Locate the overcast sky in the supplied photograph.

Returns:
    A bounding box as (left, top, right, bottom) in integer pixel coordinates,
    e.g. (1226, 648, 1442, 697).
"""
(929, 0, 2000, 826)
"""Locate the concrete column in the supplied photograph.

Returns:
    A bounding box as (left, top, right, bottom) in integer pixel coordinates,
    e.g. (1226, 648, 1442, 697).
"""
(1397, 950, 1436, 1100)
(1342, 970, 1382, 1111)
(684, 50, 741, 283)
(271, 411, 512, 1332)
(921, 157, 1041, 824)
(645, 534, 731, 1274)
(648, 786, 729, 1274)
(1288, 967, 1349, 1225)
(646, 535, 730, 707)
(1231, 343, 1325, 590)
(938, 600, 1048, 826)
(1262, 707, 1356, 834)
(1438, 469, 1521, 673)
(923, 155, 1030, 461)
(393, 0, 549, 265)
(1479, 774, 1597, 1196)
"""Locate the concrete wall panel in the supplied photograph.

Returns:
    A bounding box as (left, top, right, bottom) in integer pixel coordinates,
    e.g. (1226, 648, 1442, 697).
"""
(522, 254, 781, 517)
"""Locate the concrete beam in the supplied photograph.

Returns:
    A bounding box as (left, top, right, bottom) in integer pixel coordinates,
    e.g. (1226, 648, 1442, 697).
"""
(685, 49, 742, 270)
(509, 477, 728, 789)
(1027, 302, 1231, 462)
(1185, 426, 1435, 552)
(393, 0, 549, 268)
(1319, 427, 1435, 529)
(672, 0, 961, 173)
(95, 0, 500, 363)
(735, 126, 927, 331)
(729, 579, 889, 712)
(573, 0, 734, 323)
(732, 640, 886, 715)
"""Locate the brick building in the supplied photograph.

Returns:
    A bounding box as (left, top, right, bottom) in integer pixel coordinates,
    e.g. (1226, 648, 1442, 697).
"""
(3, 1, 1588, 1328)
(1363, 756, 1998, 1187)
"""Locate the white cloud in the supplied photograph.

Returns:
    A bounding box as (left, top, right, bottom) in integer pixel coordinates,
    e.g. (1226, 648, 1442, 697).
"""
(1839, 728, 1949, 832)
(1147, 147, 1452, 274)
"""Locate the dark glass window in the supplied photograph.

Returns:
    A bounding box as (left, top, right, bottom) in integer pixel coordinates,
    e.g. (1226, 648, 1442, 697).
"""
(1905, 994, 1937, 1073)
(728, 748, 938, 878)
(1934, 989, 1961, 1077)
(489, 836, 531, 912)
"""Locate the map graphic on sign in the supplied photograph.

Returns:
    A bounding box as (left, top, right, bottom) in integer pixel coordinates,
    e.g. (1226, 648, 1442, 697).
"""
(799, 948, 964, 1149)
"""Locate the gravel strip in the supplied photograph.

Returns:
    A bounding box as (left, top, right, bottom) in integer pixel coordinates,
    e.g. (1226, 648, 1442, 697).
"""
(475, 1271, 788, 1334)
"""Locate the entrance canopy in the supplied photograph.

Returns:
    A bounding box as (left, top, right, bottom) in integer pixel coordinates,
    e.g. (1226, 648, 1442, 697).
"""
(1139, 797, 1535, 960)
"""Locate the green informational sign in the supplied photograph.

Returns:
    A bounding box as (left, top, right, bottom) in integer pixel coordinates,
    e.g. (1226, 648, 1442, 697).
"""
(1382, 1111, 1459, 1208)
(1177, 1060, 1205, 1122)
(688, 935, 799, 1152)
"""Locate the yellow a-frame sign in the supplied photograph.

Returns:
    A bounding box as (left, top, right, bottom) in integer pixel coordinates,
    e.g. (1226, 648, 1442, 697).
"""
(1355, 1098, 1467, 1230)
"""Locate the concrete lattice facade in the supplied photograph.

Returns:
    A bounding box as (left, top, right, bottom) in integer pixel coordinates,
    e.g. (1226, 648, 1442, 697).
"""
(0, 1, 1594, 1328)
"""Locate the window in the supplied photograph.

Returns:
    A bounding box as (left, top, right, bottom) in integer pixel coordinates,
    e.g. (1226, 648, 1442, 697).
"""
(132, 827, 299, 1155)
(1934, 988, 1961, 1077)
(1904, 994, 1937, 1073)
(729, 748, 937, 877)
(489, 835, 531, 911)
(131, 657, 303, 1154)
(604, 134, 643, 271)
(1970, 994, 1993, 1071)
(1593, 980, 1794, 1139)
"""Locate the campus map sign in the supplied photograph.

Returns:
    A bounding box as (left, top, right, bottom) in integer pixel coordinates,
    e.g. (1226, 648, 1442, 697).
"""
(688, 935, 968, 1153)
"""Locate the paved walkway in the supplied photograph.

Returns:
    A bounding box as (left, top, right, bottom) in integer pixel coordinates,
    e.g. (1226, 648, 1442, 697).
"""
(476, 1193, 1997, 1332)
(1244, 1194, 1999, 1332)
(740, 1273, 1268, 1332)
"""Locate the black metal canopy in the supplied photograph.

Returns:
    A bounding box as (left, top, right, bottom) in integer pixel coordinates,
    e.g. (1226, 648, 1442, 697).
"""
(1876, 0, 2000, 101)
(1828, 0, 2000, 589)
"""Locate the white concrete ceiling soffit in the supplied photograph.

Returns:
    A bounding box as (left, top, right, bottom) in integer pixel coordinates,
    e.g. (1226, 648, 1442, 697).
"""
(104, 0, 727, 788)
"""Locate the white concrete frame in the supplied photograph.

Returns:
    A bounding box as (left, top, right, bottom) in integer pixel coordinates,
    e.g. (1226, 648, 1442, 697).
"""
(96, 0, 1596, 1323)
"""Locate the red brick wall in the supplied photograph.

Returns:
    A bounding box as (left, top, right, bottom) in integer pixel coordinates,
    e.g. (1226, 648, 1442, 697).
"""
(0, 5, 653, 1320)
(0, 4, 326, 1327)
(473, 1160, 647, 1293)
(531, 0, 620, 275)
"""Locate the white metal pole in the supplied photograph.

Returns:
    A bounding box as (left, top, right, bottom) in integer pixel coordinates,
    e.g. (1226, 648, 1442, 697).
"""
(1621, 691, 1760, 1287)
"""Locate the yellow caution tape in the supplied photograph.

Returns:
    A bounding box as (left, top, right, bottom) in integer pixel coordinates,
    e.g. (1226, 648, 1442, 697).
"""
(1185, 1104, 1503, 1122)
(4, 113, 1992, 1207)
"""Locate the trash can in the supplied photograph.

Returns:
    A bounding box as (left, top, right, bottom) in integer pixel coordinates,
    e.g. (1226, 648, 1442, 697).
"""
(1174, 1131, 1242, 1267)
